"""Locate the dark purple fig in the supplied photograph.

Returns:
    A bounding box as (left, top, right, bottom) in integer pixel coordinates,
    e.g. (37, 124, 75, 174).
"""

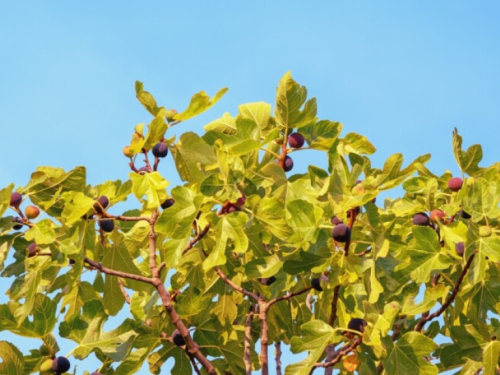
(332, 224, 351, 242)
(459, 209, 471, 219)
(161, 198, 175, 209)
(172, 329, 186, 346)
(69, 259, 76, 265)
(331, 216, 343, 225)
(227, 205, 242, 213)
(12, 217, 23, 230)
(27, 243, 37, 257)
(52, 356, 71, 373)
(152, 142, 168, 158)
(412, 212, 429, 226)
(283, 156, 294, 172)
(99, 219, 114, 233)
(93, 196, 109, 214)
(448, 177, 463, 192)
(265, 276, 276, 286)
(348, 318, 367, 333)
(347, 207, 361, 218)
(311, 278, 323, 292)
(10, 192, 22, 208)
(288, 133, 305, 149)
(455, 242, 465, 257)
(235, 193, 246, 207)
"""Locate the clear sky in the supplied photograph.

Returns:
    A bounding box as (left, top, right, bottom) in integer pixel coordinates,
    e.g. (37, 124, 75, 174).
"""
(1, 1, 500, 374)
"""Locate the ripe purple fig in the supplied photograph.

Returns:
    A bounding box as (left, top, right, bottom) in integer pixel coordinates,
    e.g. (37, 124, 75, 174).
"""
(27, 243, 38, 257)
(459, 209, 471, 219)
(172, 329, 186, 346)
(25, 205, 40, 219)
(311, 278, 323, 292)
(288, 133, 305, 149)
(93, 196, 109, 214)
(10, 192, 22, 208)
(348, 318, 367, 333)
(412, 213, 429, 226)
(331, 216, 343, 225)
(332, 224, 351, 242)
(99, 219, 114, 233)
(52, 356, 71, 373)
(448, 177, 463, 192)
(12, 217, 23, 230)
(161, 198, 175, 209)
(455, 242, 465, 257)
(152, 142, 169, 158)
(282, 156, 294, 172)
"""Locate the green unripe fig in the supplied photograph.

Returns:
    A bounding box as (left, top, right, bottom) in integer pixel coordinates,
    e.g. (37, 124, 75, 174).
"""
(275, 133, 285, 144)
(479, 226, 492, 238)
(40, 359, 53, 372)
(165, 109, 178, 122)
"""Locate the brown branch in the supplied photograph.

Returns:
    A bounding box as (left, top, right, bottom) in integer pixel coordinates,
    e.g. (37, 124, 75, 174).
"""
(182, 224, 210, 255)
(117, 278, 131, 304)
(149, 210, 159, 277)
(153, 156, 160, 172)
(188, 353, 202, 375)
(305, 292, 313, 312)
(259, 300, 270, 375)
(84, 258, 154, 284)
(344, 209, 358, 256)
(275, 341, 283, 375)
(244, 305, 254, 375)
(328, 285, 341, 326)
(214, 267, 260, 302)
(142, 148, 152, 170)
(414, 252, 476, 332)
(268, 286, 313, 307)
(312, 339, 361, 369)
(100, 212, 151, 223)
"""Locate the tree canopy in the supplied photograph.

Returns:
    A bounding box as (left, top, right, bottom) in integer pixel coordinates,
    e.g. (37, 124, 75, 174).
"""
(1, 72, 499, 375)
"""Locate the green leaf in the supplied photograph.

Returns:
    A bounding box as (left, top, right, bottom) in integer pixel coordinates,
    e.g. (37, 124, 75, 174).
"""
(61, 191, 95, 225)
(0, 341, 24, 375)
(203, 212, 249, 271)
(169, 132, 217, 183)
(283, 251, 330, 275)
(24, 219, 56, 245)
(285, 320, 335, 375)
(60, 300, 137, 360)
(274, 71, 317, 131)
(238, 102, 272, 131)
(286, 199, 323, 246)
(364, 301, 400, 347)
(244, 255, 283, 279)
(382, 332, 438, 375)
(129, 171, 169, 209)
(149, 343, 192, 375)
(174, 87, 228, 121)
(453, 128, 483, 176)
(204, 112, 236, 134)
(343, 133, 376, 155)
(135, 81, 161, 116)
(301, 120, 342, 151)
(213, 294, 238, 327)
(483, 341, 500, 375)
(254, 197, 293, 241)
(0, 183, 14, 218)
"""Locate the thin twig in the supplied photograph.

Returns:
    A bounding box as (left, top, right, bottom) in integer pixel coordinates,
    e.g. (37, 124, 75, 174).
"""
(182, 224, 210, 255)
(414, 252, 476, 332)
(214, 267, 260, 302)
(84, 258, 154, 284)
(117, 278, 131, 304)
(275, 341, 283, 375)
(312, 339, 361, 369)
(268, 286, 313, 307)
(328, 285, 341, 326)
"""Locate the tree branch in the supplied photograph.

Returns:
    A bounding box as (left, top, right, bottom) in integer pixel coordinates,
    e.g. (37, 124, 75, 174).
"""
(182, 224, 210, 255)
(312, 339, 361, 369)
(214, 267, 260, 302)
(84, 258, 154, 284)
(244, 305, 254, 375)
(259, 300, 270, 375)
(117, 278, 131, 304)
(328, 285, 341, 326)
(268, 286, 313, 307)
(414, 252, 475, 332)
(149, 209, 159, 277)
(275, 341, 283, 375)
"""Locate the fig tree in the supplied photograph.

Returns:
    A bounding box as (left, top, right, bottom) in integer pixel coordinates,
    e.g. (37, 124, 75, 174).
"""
(25, 205, 40, 219)
(448, 177, 463, 192)
(455, 242, 465, 257)
(99, 219, 114, 233)
(332, 224, 351, 242)
(52, 356, 71, 373)
(93, 196, 109, 214)
(172, 329, 186, 346)
(10, 192, 22, 208)
(161, 198, 175, 209)
(288, 132, 305, 149)
(152, 142, 168, 158)
(412, 212, 429, 226)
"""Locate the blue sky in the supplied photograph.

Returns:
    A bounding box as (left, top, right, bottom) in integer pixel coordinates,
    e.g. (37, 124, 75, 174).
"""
(1, 1, 500, 374)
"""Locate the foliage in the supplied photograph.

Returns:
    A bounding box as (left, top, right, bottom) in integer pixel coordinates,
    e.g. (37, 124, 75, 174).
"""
(1, 72, 499, 375)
